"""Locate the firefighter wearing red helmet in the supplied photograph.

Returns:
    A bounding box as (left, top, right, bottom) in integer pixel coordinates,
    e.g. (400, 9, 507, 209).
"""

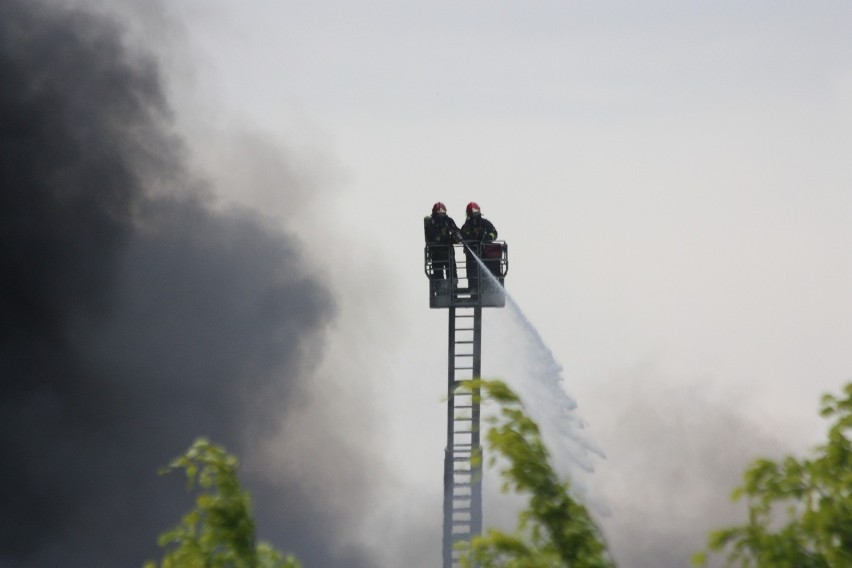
(460, 202, 499, 291)
(424, 202, 461, 280)
(461, 202, 497, 240)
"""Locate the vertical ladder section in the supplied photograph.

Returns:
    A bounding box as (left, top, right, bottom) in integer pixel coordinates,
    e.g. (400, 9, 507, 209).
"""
(443, 305, 483, 568)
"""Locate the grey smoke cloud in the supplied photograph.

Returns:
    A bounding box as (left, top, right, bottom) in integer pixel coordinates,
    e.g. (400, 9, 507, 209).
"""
(0, 1, 373, 566)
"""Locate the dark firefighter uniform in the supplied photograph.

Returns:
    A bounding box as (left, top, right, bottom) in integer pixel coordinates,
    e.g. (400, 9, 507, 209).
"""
(424, 202, 461, 280)
(460, 202, 499, 290)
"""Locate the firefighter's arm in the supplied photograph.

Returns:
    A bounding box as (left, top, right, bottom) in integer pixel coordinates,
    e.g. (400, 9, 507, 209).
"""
(484, 220, 498, 241)
(451, 224, 463, 243)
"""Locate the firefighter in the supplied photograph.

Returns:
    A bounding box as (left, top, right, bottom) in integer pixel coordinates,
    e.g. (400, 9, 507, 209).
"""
(460, 202, 499, 291)
(424, 202, 461, 280)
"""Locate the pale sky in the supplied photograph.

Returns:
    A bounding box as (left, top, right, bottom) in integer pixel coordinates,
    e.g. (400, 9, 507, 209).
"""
(103, 1, 852, 565)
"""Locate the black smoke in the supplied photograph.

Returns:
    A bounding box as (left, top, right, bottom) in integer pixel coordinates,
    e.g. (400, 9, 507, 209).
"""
(0, 1, 367, 566)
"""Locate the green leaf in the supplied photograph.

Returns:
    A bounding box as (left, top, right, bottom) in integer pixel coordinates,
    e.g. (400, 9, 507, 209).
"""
(144, 438, 301, 568)
(696, 382, 852, 567)
(461, 380, 614, 568)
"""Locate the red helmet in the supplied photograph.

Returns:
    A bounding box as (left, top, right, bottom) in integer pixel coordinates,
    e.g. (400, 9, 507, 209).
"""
(432, 202, 447, 215)
(465, 202, 481, 217)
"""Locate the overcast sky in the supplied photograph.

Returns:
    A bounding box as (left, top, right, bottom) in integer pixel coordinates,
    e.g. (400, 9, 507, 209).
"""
(78, 1, 852, 566)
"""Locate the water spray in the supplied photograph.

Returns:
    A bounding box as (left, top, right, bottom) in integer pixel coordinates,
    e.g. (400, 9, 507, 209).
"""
(467, 248, 606, 466)
(428, 239, 608, 568)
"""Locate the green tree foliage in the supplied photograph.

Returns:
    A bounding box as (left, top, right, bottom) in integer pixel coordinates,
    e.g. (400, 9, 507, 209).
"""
(461, 379, 614, 568)
(144, 438, 300, 568)
(694, 383, 852, 568)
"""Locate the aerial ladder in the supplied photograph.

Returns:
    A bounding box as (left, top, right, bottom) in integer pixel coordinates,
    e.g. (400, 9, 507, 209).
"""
(424, 241, 509, 568)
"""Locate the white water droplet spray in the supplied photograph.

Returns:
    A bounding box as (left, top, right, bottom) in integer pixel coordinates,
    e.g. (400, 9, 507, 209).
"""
(466, 246, 609, 514)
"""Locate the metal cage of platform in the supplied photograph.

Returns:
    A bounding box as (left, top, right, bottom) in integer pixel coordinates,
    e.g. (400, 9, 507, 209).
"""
(424, 241, 508, 308)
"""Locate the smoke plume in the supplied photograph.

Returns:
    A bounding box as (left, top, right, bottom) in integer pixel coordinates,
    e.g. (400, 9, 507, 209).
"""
(0, 1, 369, 566)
